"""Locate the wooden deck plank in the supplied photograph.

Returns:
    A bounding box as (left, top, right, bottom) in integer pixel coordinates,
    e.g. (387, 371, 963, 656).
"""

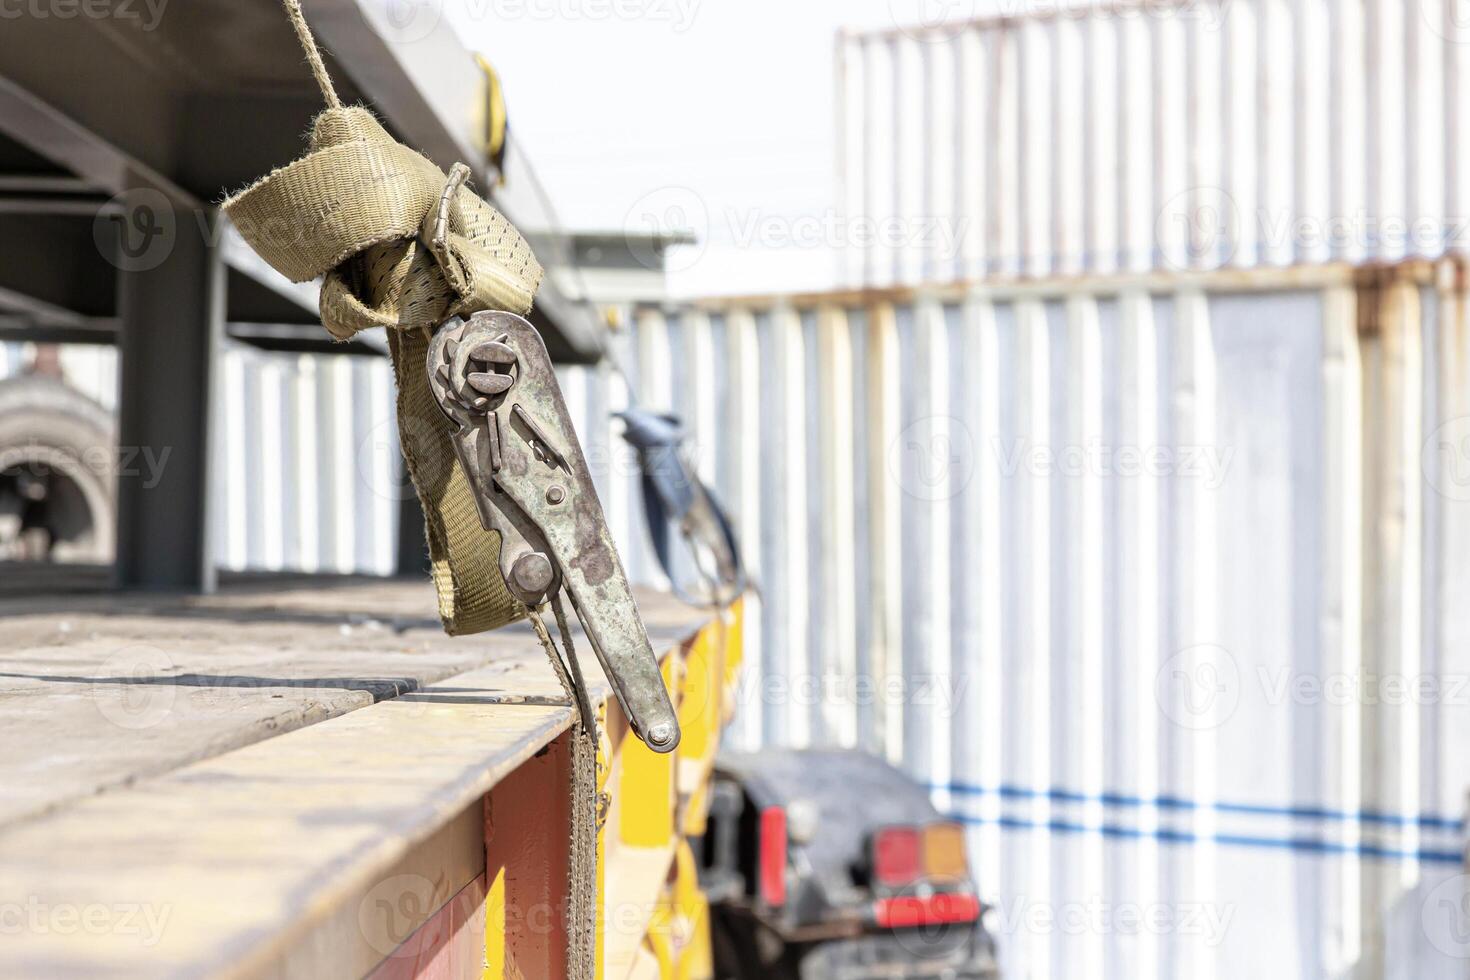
(0, 577, 497, 828)
(0, 577, 707, 829)
(0, 576, 710, 978)
(0, 662, 564, 977)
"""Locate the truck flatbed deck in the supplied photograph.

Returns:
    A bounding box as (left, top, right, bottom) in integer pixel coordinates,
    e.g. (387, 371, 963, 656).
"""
(0, 575, 728, 979)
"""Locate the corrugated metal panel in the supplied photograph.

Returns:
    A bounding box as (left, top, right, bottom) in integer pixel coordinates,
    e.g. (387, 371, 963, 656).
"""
(592, 261, 1470, 978)
(212, 342, 398, 577)
(5, 353, 641, 590)
(1, 342, 399, 576)
(838, 0, 1470, 286)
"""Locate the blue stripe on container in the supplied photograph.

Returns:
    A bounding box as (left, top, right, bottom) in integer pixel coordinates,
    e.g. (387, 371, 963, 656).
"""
(949, 813, 1463, 865)
(934, 782, 1466, 833)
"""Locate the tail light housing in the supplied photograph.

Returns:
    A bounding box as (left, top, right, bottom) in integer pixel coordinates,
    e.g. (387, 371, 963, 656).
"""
(757, 806, 787, 907)
(869, 821, 979, 929)
(871, 821, 971, 890)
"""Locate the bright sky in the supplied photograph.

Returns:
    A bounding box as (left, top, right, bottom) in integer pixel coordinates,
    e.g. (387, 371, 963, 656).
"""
(445, 0, 998, 297)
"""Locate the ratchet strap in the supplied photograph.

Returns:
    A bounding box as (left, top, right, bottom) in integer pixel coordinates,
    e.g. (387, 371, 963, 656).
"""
(222, 7, 599, 977)
(223, 104, 541, 635)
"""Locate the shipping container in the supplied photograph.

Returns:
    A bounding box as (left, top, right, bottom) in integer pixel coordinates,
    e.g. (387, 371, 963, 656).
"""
(837, 0, 1470, 287)
(585, 259, 1470, 979)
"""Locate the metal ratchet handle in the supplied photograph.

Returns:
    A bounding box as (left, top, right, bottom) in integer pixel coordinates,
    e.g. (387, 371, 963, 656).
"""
(427, 310, 681, 753)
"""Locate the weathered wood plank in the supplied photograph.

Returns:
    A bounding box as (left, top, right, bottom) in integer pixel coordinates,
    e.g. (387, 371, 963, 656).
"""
(0, 577, 705, 829)
(0, 579, 710, 978)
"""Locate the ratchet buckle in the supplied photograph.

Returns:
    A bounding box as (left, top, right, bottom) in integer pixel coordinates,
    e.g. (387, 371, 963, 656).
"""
(426, 310, 680, 753)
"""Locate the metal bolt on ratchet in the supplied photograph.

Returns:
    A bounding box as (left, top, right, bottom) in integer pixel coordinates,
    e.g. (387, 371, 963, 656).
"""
(427, 309, 680, 753)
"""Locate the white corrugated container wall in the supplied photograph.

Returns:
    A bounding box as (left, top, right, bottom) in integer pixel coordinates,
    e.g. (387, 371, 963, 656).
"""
(1, 341, 399, 577)
(210, 341, 399, 576)
(576, 261, 1470, 979)
(837, 0, 1470, 287)
(0, 333, 669, 583)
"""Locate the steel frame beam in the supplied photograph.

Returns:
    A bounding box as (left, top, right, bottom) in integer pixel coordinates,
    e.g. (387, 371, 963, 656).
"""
(0, 0, 607, 591)
(112, 194, 224, 592)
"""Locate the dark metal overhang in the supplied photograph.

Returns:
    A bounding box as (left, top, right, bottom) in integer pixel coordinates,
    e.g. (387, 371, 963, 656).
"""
(0, 0, 606, 362)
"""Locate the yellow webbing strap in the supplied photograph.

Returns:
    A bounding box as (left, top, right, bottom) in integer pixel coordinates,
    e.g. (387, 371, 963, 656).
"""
(222, 106, 544, 635)
(230, 11, 599, 980)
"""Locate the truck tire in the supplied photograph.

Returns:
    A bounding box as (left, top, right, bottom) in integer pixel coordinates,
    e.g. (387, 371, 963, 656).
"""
(0, 376, 116, 563)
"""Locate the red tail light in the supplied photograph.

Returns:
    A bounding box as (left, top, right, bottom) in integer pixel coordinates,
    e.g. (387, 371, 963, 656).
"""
(874, 893, 981, 929)
(871, 826, 922, 889)
(758, 806, 787, 907)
